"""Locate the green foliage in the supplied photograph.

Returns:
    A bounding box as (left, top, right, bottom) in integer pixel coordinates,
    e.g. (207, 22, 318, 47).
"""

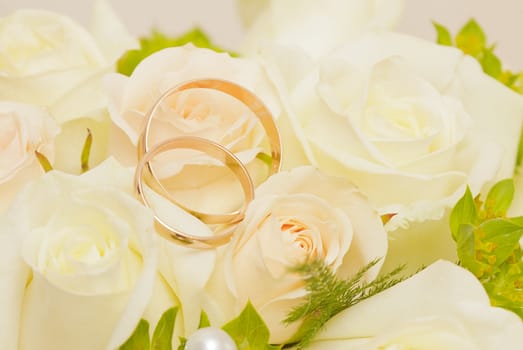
(433, 19, 523, 94)
(484, 179, 515, 218)
(455, 19, 486, 56)
(433, 21, 453, 46)
(222, 301, 281, 350)
(80, 128, 93, 173)
(119, 319, 150, 350)
(480, 48, 502, 79)
(152, 308, 178, 350)
(198, 311, 211, 329)
(284, 259, 406, 349)
(118, 307, 178, 350)
(517, 126, 523, 167)
(450, 180, 523, 319)
(35, 150, 53, 173)
(449, 187, 477, 240)
(117, 28, 237, 76)
(176, 337, 186, 350)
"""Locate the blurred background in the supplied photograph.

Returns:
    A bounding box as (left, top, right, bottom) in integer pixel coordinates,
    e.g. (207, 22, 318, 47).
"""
(1, 0, 522, 68)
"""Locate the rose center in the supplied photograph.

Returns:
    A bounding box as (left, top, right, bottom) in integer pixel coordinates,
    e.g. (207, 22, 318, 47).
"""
(280, 218, 316, 255)
(177, 100, 212, 121)
(365, 96, 437, 141)
(42, 225, 118, 274)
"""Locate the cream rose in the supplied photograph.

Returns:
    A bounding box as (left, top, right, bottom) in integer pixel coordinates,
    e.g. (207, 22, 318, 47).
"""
(203, 166, 387, 343)
(265, 32, 523, 272)
(0, 101, 59, 213)
(0, 1, 137, 174)
(106, 44, 281, 213)
(0, 1, 135, 113)
(0, 159, 178, 350)
(308, 260, 523, 349)
(239, 0, 404, 58)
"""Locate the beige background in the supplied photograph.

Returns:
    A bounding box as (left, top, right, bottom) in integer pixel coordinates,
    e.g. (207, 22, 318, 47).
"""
(1, 0, 522, 69)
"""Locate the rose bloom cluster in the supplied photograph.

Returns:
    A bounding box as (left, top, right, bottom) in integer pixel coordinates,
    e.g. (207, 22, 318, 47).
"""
(1, 1, 523, 349)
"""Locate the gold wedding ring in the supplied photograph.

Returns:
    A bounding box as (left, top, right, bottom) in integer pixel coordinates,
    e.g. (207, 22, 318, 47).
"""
(135, 136, 255, 248)
(136, 79, 282, 225)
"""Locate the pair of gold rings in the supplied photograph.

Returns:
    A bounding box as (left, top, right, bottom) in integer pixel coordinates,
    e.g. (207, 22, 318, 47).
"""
(134, 79, 282, 249)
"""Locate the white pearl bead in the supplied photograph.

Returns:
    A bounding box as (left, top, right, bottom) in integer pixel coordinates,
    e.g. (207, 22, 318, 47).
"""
(185, 327, 238, 350)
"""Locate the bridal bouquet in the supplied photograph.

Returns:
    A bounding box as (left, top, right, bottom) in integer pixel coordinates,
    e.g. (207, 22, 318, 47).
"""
(2, 0, 523, 349)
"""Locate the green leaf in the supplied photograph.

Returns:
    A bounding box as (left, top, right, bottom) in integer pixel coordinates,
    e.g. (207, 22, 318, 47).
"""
(516, 125, 523, 166)
(456, 223, 490, 278)
(449, 187, 477, 240)
(484, 179, 514, 218)
(119, 319, 151, 350)
(480, 48, 502, 79)
(176, 337, 187, 350)
(479, 219, 523, 267)
(198, 311, 211, 329)
(455, 219, 523, 279)
(450, 179, 523, 321)
(35, 150, 53, 173)
(433, 21, 453, 46)
(117, 28, 237, 76)
(152, 307, 178, 350)
(509, 216, 523, 226)
(456, 19, 486, 56)
(483, 260, 523, 319)
(81, 128, 93, 173)
(222, 301, 279, 350)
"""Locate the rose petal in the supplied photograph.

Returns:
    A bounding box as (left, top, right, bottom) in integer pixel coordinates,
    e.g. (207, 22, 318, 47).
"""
(445, 55, 523, 179)
(89, 0, 138, 63)
(0, 225, 29, 349)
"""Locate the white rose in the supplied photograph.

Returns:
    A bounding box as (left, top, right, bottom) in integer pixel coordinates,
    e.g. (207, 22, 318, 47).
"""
(239, 0, 404, 58)
(309, 260, 523, 349)
(0, 159, 178, 350)
(0, 101, 59, 213)
(0, 1, 135, 113)
(203, 166, 387, 343)
(0, 1, 138, 174)
(106, 44, 281, 213)
(266, 32, 523, 272)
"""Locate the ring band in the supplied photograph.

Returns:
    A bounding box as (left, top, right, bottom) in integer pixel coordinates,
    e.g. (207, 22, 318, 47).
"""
(136, 79, 282, 224)
(134, 136, 255, 248)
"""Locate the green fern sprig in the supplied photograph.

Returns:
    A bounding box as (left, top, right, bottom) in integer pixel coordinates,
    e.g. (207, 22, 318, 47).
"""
(284, 259, 406, 349)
